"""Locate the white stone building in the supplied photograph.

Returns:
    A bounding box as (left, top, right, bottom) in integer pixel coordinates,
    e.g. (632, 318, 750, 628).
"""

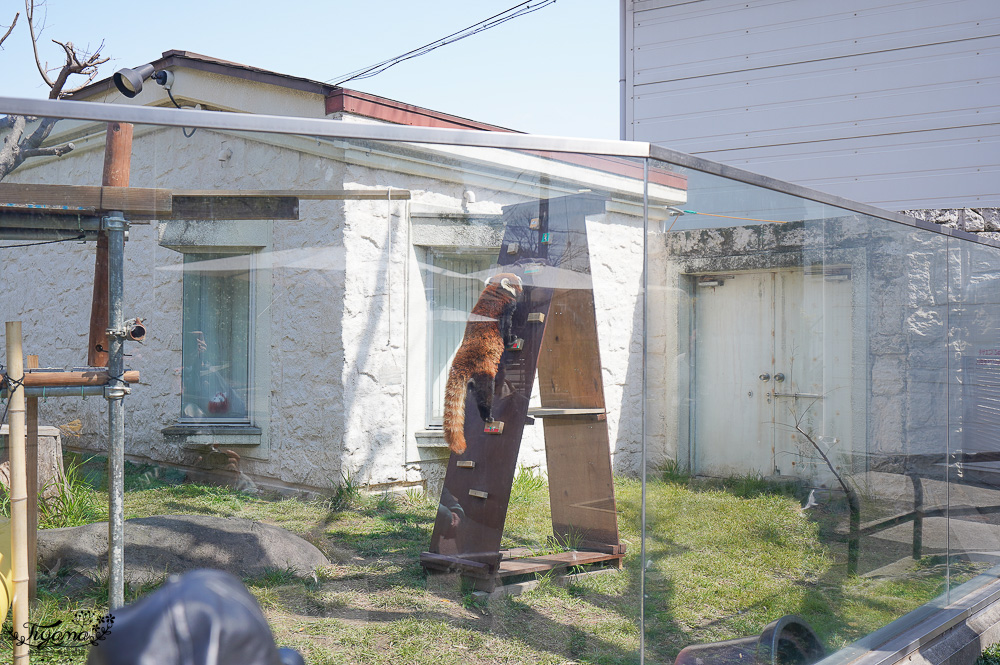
(0, 52, 685, 494)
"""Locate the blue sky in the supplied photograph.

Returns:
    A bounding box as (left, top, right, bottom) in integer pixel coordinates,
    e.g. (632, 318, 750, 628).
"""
(0, 0, 620, 139)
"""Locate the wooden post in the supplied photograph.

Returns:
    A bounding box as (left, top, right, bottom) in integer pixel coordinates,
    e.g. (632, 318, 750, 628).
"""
(24, 356, 37, 607)
(88, 122, 133, 367)
(6, 322, 29, 665)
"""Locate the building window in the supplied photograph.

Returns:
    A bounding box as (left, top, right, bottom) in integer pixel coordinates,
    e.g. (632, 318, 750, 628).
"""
(180, 252, 252, 422)
(423, 250, 495, 427)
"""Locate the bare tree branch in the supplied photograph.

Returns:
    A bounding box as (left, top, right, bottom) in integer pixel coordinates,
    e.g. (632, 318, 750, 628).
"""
(0, 115, 30, 177)
(21, 141, 74, 160)
(0, 1, 110, 180)
(46, 38, 108, 98)
(25, 0, 54, 87)
(793, 419, 861, 575)
(0, 12, 18, 48)
(25, 1, 107, 98)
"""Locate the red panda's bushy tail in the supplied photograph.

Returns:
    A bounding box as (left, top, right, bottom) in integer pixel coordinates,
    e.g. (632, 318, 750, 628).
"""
(443, 364, 469, 455)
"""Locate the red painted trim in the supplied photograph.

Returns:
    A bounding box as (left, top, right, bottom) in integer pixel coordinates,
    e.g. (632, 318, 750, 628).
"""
(326, 89, 518, 133)
(526, 151, 687, 191)
(326, 90, 686, 191)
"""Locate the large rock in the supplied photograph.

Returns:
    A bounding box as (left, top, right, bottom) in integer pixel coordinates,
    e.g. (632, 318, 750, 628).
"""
(38, 514, 329, 584)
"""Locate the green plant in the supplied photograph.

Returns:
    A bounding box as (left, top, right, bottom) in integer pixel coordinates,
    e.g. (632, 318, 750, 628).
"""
(38, 454, 104, 528)
(328, 472, 361, 512)
(979, 642, 1000, 665)
(0, 484, 9, 518)
(548, 527, 584, 553)
(249, 566, 301, 588)
(374, 490, 397, 512)
(723, 471, 775, 497)
(660, 458, 691, 484)
(1, 459, 964, 665)
(531, 569, 562, 595)
(404, 487, 425, 505)
(511, 466, 546, 497)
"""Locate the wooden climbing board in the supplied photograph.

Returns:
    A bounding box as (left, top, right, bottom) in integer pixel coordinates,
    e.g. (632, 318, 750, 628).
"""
(420, 193, 625, 591)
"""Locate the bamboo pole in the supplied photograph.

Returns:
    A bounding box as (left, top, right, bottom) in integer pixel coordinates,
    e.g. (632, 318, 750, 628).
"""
(23, 356, 36, 608)
(5, 322, 29, 665)
(0, 370, 140, 387)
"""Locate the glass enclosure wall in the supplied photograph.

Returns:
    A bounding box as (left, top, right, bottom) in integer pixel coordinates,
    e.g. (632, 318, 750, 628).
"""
(0, 103, 997, 665)
(645, 160, 1000, 663)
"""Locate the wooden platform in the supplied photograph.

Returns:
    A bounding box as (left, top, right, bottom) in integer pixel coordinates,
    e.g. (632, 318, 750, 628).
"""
(421, 547, 625, 591)
(497, 549, 624, 577)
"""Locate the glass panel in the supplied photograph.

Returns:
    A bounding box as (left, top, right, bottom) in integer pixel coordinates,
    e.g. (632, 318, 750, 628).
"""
(0, 103, 996, 665)
(947, 236, 1000, 598)
(180, 252, 251, 421)
(0, 111, 653, 662)
(645, 161, 954, 664)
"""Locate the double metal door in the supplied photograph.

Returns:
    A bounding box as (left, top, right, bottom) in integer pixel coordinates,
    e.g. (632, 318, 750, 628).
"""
(691, 269, 853, 483)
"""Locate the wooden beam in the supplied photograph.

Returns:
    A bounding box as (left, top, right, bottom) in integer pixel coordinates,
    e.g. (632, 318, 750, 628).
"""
(168, 195, 299, 221)
(419, 552, 493, 576)
(0, 184, 168, 217)
(89, 122, 134, 367)
(100, 186, 170, 215)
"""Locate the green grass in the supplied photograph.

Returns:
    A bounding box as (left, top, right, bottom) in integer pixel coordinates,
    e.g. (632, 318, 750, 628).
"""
(0, 457, 980, 664)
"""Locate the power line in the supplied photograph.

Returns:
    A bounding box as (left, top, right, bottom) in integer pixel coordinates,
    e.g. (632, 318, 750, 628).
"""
(0, 234, 85, 249)
(328, 0, 557, 87)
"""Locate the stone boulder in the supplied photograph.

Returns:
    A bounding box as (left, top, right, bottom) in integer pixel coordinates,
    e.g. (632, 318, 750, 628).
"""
(38, 514, 330, 584)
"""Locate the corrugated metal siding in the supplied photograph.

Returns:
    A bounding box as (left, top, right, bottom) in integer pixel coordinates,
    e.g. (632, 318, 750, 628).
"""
(626, 0, 1000, 209)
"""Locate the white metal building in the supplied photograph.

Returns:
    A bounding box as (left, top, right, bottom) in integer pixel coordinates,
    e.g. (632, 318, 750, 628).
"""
(621, 0, 1000, 211)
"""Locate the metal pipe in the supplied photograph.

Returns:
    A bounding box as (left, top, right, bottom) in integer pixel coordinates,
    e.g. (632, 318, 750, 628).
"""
(1, 385, 106, 399)
(104, 211, 129, 610)
(0, 228, 101, 242)
(0, 95, 651, 158)
(619, 0, 628, 141)
(0, 214, 104, 231)
(0, 96, 979, 245)
(639, 157, 649, 665)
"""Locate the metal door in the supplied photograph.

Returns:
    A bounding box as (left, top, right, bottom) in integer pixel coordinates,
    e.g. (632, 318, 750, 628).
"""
(691, 269, 853, 483)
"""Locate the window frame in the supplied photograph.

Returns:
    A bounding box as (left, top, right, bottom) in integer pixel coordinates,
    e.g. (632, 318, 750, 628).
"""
(422, 248, 497, 428)
(178, 250, 255, 426)
(158, 219, 272, 457)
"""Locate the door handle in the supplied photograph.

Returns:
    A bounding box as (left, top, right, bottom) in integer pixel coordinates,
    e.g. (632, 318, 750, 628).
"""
(759, 373, 771, 381)
(773, 392, 823, 399)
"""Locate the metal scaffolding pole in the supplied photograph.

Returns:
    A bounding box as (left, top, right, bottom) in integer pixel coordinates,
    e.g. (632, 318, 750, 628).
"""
(104, 211, 128, 610)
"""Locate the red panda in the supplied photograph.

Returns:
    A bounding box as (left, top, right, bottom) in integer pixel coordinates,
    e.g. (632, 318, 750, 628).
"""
(443, 272, 523, 455)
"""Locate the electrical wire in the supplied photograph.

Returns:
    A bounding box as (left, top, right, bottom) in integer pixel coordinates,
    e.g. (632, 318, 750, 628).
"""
(0, 365, 21, 426)
(166, 88, 197, 138)
(328, 0, 557, 87)
(0, 233, 85, 249)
